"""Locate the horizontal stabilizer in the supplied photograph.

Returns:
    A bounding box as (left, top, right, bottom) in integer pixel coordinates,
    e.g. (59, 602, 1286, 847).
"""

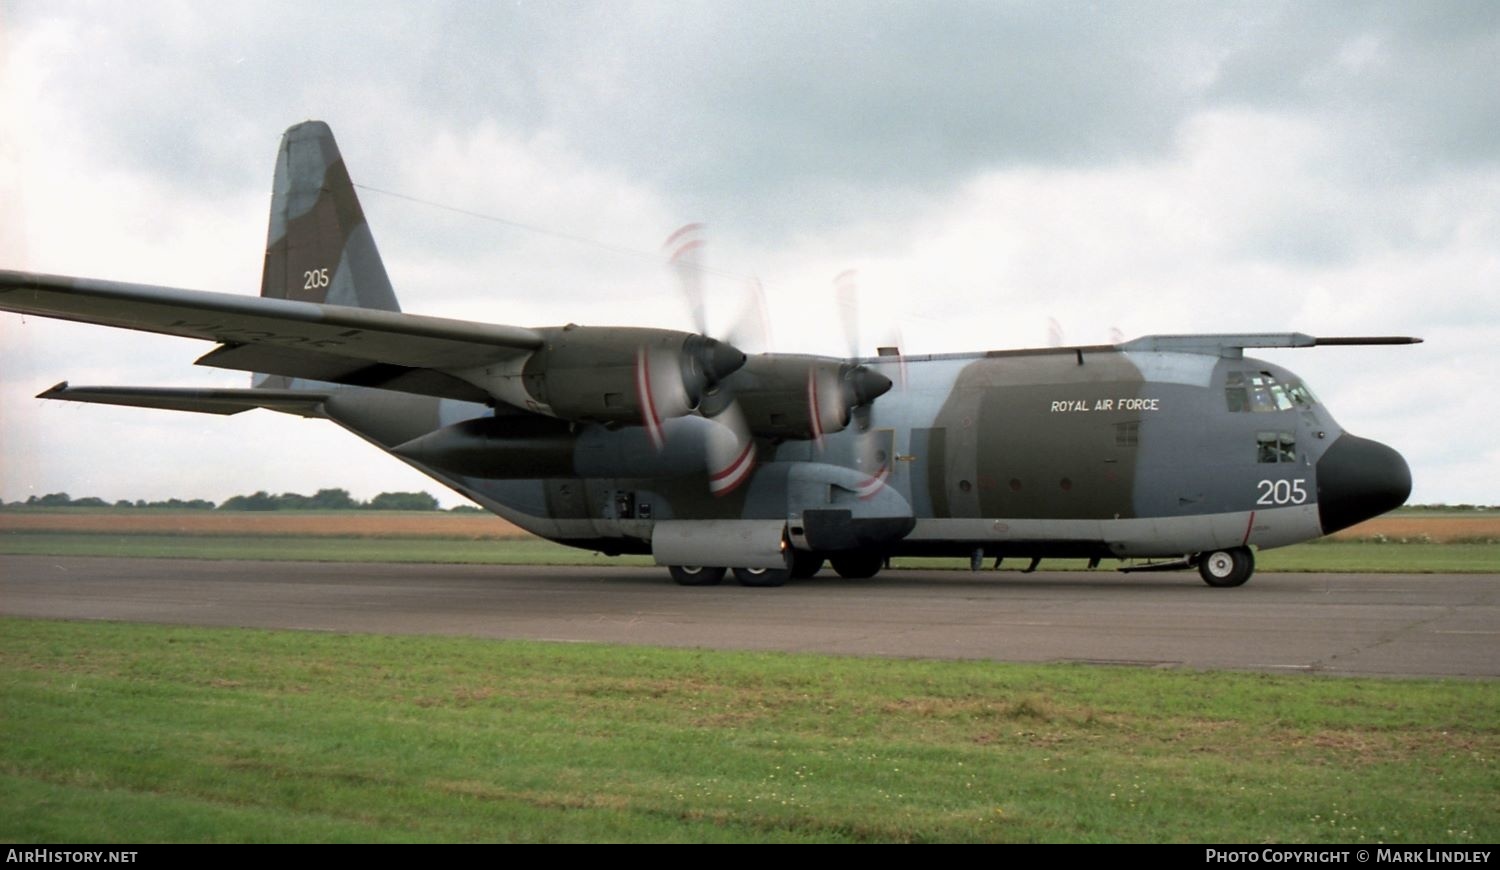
(37, 382, 332, 417)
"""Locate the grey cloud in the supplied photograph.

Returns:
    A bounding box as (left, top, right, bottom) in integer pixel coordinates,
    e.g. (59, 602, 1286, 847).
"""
(1205, 1, 1500, 175)
(17, 1, 1498, 233)
(406, 1, 1500, 232)
(519, 3, 1213, 196)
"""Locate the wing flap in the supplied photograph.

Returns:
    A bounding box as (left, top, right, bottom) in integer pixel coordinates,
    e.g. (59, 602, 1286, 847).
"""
(0, 270, 543, 370)
(37, 382, 332, 417)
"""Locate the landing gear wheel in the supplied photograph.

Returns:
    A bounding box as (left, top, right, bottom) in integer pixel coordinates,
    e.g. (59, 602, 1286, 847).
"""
(789, 551, 825, 579)
(733, 566, 790, 587)
(830, 552, 883, 579)
(669, 565, 726, 586)
(1197, 547, 1254, 588)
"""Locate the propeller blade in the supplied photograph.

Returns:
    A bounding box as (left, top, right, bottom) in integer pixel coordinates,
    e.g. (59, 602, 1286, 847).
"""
(704, 400, 756, 497)
(635, 344, 692, 452)
(853, 463, 892, 500)
(834, 269, 860, 359)
(876, 325, 908, 392)
(664, 223, 709, 335)
(725, 275, 773, 353)
(806, 365, 847, 451)
(1047, 317, 1065, 348)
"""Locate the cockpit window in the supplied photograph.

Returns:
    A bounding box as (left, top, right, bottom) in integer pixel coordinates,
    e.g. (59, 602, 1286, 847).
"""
(1286, 382, 1317, 406)
(1257, 431, 1297, 464)
(1226, 371, 1316, 413)
(1225, 372, 1247, 412)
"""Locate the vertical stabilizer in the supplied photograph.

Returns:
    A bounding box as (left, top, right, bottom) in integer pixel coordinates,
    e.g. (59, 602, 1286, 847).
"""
(261, 121, 399, 312)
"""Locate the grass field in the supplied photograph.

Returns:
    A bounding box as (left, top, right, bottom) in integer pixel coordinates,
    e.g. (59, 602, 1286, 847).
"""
(2, 617, 1494, 843)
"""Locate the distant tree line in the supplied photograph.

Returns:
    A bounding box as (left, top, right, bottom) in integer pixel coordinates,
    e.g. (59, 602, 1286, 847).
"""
(5, 489, 470, 512)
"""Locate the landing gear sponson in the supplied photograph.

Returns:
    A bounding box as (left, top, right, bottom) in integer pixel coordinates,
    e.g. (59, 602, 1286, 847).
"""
(670, 545, 1259, 588)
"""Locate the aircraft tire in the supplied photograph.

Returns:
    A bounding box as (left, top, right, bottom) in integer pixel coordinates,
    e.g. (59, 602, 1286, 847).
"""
(669, 565, 727, 586)
(1197, 547, 1254, 587)
(789, 551, 825, 579)
(830, 552, 883, 580)
(733, 566, 790, 587)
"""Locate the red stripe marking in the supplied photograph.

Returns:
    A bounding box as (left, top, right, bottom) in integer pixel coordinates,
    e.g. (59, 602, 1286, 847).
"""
(636, 347, 663, 450)
(1242, 510, 1257, 546)
(710, 440, 755, 483)
(857, 466, 890, 500)
(669, 238, 705, 263)
(807, 368, 824, 449)
(663, 223, 703, 247)
(710, 441, 756, 497)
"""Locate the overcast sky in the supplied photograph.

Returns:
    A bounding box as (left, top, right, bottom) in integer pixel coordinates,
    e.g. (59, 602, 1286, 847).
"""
(2, 0, 1496, 507)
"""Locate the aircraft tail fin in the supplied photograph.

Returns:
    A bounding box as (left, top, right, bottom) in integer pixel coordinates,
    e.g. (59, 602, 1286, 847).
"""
(261, 121, 400, 313)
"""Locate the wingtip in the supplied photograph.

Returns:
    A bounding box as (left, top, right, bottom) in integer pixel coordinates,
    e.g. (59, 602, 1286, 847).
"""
(37, 381, 69, 399)
(1313, 336, 1425, 347)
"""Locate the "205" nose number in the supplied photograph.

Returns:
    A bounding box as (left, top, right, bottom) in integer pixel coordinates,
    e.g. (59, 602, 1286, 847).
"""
(1257, 478, 1308, 505)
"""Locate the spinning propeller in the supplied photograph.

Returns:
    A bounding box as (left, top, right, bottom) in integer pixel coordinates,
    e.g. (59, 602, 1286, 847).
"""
(633, 225, 759, 495)
(646, 227, 898, 497)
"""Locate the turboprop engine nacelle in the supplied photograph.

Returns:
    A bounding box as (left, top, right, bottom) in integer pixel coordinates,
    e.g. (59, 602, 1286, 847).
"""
(455, 325, 745, 426)
(725, 355, 893, 441)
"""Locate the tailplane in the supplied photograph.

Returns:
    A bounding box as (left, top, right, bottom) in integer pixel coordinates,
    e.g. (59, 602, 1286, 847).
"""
(261, 121, 399, 312)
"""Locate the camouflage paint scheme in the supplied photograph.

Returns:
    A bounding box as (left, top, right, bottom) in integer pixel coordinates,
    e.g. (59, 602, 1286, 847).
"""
(0, 122, 1414, 587)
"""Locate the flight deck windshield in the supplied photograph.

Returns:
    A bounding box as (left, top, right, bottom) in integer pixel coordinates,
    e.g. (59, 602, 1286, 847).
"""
(1224, 371, 1317, 413)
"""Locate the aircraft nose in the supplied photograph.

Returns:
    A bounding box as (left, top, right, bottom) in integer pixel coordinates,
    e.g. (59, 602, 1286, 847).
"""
(1316, 434, 1412, 534)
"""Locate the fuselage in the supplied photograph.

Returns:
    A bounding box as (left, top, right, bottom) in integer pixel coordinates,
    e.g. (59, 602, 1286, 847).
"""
(318, 345, 1411, 564)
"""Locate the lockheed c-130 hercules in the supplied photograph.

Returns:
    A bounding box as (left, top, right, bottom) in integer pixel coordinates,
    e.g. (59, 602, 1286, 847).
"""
(0, 121, 1417, 588)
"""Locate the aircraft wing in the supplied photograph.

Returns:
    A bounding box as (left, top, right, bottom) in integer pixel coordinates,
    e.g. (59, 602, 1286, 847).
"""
(36, 382, 333, 417)
(0, 270, 544, 371)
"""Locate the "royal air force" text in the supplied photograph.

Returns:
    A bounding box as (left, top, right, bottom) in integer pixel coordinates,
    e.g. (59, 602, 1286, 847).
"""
(1049, 398, 1161, 413)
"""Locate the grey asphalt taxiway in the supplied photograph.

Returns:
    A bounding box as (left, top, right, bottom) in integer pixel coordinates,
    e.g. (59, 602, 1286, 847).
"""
(2, 555, 1495, 677)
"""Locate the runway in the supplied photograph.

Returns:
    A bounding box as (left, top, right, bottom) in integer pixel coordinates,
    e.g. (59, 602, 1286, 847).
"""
(3, 555, 1496, 677)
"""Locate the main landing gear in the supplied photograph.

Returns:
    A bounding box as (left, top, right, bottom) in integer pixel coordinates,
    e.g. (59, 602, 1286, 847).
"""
(828, 552, 882, 579)
(667, 565, 726, 586)
(667, 565, 791, 587)
(667, 550, 885, 586)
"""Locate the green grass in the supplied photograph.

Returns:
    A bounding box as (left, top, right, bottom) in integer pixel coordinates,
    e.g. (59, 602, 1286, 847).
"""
(3, 531, 1498, 572)
(1, 617, 1494, 843)
(1256, 542, 1500, 573)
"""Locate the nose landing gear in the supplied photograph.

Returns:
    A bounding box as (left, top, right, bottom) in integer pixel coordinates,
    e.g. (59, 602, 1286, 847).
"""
(1196, 547, 1255, 587)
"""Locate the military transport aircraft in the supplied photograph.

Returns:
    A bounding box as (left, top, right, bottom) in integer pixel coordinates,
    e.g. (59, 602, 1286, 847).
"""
(0, 121, 1416, 587)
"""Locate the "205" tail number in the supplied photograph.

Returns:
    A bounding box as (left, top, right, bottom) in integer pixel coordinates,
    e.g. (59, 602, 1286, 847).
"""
(1257, 478, 1308, 505)
(302, 268, 330, 290)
